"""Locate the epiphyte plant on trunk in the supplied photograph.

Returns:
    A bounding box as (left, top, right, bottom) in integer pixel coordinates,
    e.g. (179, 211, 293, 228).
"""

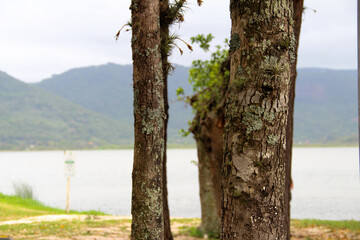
(117, 1, 202, 239)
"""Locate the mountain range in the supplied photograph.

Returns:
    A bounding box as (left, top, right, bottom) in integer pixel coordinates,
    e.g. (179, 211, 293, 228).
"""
(0, 64, 357, 150)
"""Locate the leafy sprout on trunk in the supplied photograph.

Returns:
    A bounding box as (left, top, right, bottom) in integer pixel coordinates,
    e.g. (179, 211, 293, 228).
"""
(177, 34, 229, 136)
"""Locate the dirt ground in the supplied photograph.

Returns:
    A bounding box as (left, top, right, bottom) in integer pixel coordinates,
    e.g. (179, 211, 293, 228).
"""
(1, 215, 359, 240)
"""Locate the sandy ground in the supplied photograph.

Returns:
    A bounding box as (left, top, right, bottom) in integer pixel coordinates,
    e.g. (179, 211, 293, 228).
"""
(1, 215, 359, 240)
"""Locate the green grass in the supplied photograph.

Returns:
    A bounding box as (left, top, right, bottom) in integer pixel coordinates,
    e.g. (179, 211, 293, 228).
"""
(0, 193, 105, 221)
(2, 192, 360, 239)
(293, 219, 360, 232)
(170, 218, 199, 224)
(0, 219, 131, 240)
(177, 226, 220, 239)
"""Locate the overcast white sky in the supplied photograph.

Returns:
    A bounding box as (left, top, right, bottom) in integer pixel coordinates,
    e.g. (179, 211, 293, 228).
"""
(0, 0, 356, 83)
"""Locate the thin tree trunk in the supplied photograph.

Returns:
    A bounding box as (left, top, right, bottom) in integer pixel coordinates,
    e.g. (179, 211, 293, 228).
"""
(162, 62, 172, 240)
(131, 0, 165, 239)
(221, 1, 295, 239)
(285, 0, 304, 238)
(160, 1, 173, 238)
(162, 66, 172, 240)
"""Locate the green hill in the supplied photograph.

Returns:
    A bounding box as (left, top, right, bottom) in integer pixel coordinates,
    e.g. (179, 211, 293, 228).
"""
(294, 68, 357, 144)
(35, 63, 194, 145)
(36, 64, 134, 122)
(0, 65, 356, 150)
(36, 64, 358, 146)
(0, 71, 132, 150)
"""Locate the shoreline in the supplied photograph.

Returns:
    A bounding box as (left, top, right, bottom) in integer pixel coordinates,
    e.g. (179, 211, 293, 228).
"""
(0, 144, 358, 152)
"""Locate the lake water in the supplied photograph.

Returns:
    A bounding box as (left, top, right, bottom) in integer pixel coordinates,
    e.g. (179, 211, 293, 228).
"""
(0, 148, 359, 220)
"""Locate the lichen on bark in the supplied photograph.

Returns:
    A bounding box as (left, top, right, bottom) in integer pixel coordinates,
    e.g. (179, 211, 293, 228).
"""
(130, 0, 166, 239)
(221, 0, 295, 239)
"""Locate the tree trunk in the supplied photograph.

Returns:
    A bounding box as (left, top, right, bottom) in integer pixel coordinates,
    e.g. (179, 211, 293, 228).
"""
(221, 1, 295, 239)
(131, 0, 165, 239)
(160, 1, 173, 239)
(192, 58, 229, 237)
(285, 0, 304, 238)
(193, 110, 223, 236)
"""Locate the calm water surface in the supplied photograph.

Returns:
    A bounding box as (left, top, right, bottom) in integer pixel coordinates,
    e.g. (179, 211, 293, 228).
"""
(0, 148, 359, 220)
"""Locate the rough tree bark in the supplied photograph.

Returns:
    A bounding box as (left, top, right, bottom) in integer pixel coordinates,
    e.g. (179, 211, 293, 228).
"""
(285, 1, 304, 237)
(130, 0, 165, 239)
(221, 1, 295, 239)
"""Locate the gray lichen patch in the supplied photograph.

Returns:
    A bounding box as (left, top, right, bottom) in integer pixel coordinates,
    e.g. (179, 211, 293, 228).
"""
(141, 108, 165, 135)
(261, 39, 272, 52)
(145, 44, 160, 57)
(289, 33, 297, 63)
(241, 105, 277, 134)
(263, 110, 275, 122)
(144, 186, 163, 214)
(267, 134, 280, 145)
(242, 105, 264, 134)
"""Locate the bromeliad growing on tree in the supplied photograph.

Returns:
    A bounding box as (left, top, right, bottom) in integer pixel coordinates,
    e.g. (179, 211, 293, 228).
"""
(122, 1, 202, 239)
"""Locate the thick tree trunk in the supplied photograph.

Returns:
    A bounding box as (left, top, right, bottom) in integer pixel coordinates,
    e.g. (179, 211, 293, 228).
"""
(285, 0, 304, 238)
(193, 110, 223, 236)
(131, 0, 165, 239)
(221, 1, 295, 239)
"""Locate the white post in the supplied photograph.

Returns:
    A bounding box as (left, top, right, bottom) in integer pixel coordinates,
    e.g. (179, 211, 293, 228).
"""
(66, 177, 70, 213)
(64, 151, 75, 213)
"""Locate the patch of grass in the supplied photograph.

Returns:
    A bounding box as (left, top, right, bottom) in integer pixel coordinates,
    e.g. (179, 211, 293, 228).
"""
(171, 218, 200, 224)
(0, 219, 130, 239)
(179, 226, 204, 238)
(0, 192, 105, 221)
(177, 225, 219, 239)
(292, 219, 360, 232)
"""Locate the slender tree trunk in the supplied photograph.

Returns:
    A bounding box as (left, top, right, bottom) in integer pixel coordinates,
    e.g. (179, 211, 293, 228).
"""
(162, 59, 173, 240)
(131, 0, 165, 239)
(221, 1, 295, 239)
(160, 1, 173, 239)
(285, 0, 304, 238)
